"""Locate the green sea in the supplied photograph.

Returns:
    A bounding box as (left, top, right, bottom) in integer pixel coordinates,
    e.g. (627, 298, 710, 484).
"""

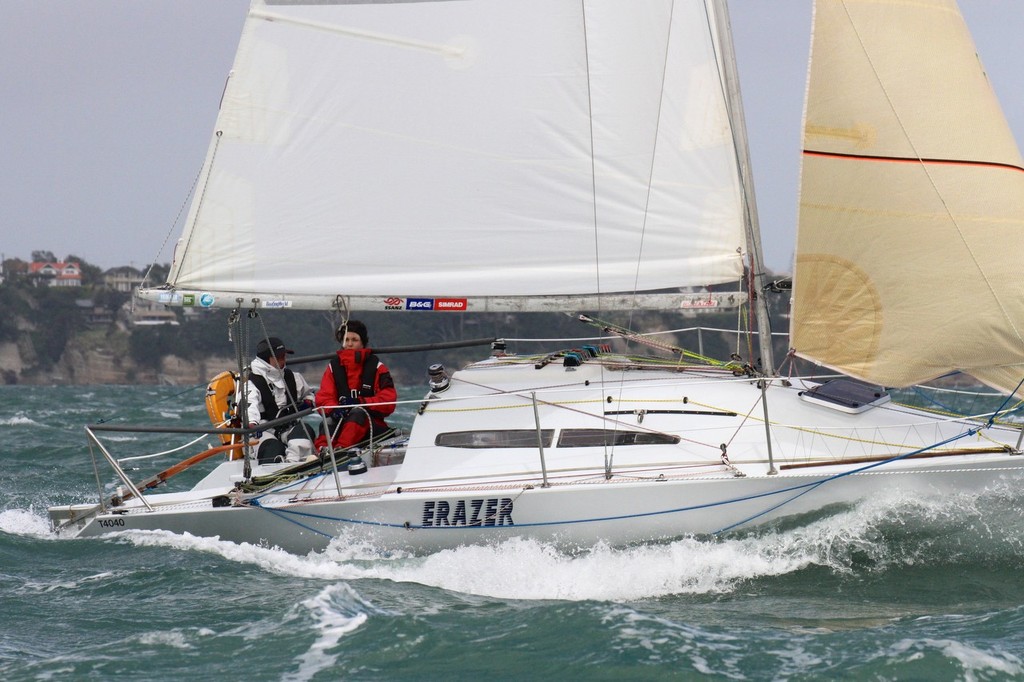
(3, 384, 1024, 680)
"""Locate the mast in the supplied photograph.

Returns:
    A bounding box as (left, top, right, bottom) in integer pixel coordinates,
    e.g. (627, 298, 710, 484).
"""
(711, 0, 775, 374)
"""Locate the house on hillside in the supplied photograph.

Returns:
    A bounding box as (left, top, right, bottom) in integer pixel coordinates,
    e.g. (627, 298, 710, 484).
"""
(125, 299, 179, 326)
(29, 261, 81, 287)
(76, 299, 115, 326)
(104, 266, 149, 293)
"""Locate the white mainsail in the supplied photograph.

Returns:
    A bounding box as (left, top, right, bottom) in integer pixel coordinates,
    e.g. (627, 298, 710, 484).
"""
(791, 0, 1024, 394)
(154, 0, 750, 310)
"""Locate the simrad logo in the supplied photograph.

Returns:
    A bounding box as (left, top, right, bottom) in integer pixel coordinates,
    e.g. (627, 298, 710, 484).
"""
(436, 298, 468, 311)
(406, 298, 434, 310)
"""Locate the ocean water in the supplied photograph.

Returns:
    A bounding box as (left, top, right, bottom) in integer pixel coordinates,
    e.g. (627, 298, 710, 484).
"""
(3, 384, 1024, 681)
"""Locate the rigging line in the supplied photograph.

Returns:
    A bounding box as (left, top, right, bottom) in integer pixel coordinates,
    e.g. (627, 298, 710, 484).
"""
(708, 0, 767, 367)
(168, 131, 223, 284)
(93, 382, 206, 425)
(249, 433, 999, 534)
(684, 395, 990, 450)
(712, 423, 986, 534)
(117, 431, 214, 464)
(577, 1, 619, 472)
(907, 385, 996, 419)
(256, 437, 986, 533)
(579, 1, 600, 303)
(626, 0, 675, 318)
(986, 375, 1024, 428)
(142, 161, 203, 287)
(722, 387, 767, 452)
(247, 501, 337, 539)
(452, 374, 719, 452)
(911, 382, 1004, 397)
(251, 314, 308, 426)
(836, 1, 1024, 348)
(576, 314, 730, 366)
(265, 505, 410, 530)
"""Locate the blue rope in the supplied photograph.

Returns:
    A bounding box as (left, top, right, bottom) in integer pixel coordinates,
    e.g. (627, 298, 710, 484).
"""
(986, 375, 1024, 428)
(248, 498, 338, 539)
(908, 376, 1024, 426)
(712, 425, 983, 532)
(910, 386, 962, 415)
(715, 377, 1024, 533)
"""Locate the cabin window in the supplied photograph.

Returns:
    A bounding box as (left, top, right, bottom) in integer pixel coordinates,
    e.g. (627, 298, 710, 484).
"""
(557, 429, 680, 447)
(435, 430, 554, 448)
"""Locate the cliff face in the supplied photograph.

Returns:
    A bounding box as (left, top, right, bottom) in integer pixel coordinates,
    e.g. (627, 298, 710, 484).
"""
(0, 337, 234, 387)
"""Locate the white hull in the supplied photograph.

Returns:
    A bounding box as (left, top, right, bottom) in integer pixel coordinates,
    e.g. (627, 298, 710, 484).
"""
(50, 354, 1024, 554)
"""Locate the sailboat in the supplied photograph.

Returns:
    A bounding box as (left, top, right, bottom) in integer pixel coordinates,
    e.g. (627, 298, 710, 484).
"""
(50, 0, 1024, 555)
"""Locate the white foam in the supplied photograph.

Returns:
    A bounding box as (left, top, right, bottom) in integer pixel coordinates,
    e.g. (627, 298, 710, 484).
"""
(23, 571, 120, 594)
(137, 630, 194, 650)
(119, 530, 373, 581)
(890, 637, 1023, 680)
(341, 535, 812, 601)
(0, 508, 55, 538)
(283, 584, 371, 682)
(0, 415, 38, 426)
(104, 482, 1024, 602)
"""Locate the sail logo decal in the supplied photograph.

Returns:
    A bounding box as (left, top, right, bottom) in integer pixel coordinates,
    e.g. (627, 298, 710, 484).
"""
(407, 298, 434, 310)
(436, 298, 467, 311)
(680, 298, 718, 309)
(199, 293, 215, 307)
(404, 297, 469, 311)
(384, 297, 404, 310)
(421, 498, 514, 527)
(263, 300, 292, 309)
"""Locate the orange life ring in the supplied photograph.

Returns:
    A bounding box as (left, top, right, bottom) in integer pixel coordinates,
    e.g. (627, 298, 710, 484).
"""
(205, 370, 240, 450)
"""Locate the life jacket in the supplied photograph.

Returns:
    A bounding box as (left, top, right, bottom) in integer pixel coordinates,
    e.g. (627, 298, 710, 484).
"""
(331, 350, 385, 420)
(248, 368, 298, 422)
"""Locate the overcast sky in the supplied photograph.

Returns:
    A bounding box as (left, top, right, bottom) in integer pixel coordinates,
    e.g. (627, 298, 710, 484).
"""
(2, 1, 1022, 274)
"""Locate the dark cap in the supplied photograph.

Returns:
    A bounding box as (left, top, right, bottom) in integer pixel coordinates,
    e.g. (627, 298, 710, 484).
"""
(256, 337, 294, 360)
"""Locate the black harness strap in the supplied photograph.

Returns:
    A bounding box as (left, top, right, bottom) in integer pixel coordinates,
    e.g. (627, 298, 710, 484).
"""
(249, 369, 298, 422)
(330, 351, 388, 421)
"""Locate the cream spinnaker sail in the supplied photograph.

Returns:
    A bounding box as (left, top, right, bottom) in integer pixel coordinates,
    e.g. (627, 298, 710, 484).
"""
(791, 0, 1024, 394)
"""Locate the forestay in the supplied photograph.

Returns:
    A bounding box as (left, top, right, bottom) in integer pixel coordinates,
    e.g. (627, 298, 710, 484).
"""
(148, 0, 751, 311)
(791, 0, 1024, 395)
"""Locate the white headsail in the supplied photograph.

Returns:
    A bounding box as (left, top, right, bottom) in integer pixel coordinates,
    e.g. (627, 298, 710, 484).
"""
(791, 0, 1024, 394)
(146, 0, 752, 312)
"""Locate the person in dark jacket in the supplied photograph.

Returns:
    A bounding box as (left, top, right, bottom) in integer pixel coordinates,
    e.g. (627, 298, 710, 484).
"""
(242, 336, 322, 463)
(314, 320, 397, 452)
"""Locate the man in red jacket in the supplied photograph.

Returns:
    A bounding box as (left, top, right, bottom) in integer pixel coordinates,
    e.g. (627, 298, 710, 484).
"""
(315, 319, 397, 453)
